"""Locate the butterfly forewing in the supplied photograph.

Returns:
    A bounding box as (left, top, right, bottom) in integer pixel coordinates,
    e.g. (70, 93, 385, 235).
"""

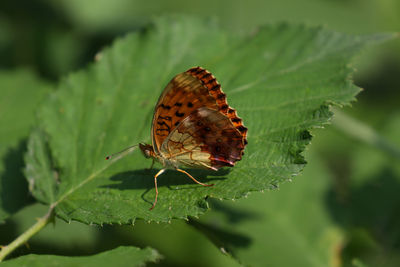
(151, 72, 218, 154)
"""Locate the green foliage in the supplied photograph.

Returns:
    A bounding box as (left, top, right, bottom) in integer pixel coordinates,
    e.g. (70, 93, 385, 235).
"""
(0, 69, 51, 222)
(191, 150, 343, 266)
(24, 16, 393, 224)
(0, 246, 161, 267)
(0, 203, 104, 254)
(189, 111, 400, 267)
(326, 112, 400, 267)
(0, 203, 238, 266)
(1, 4, 398, 264)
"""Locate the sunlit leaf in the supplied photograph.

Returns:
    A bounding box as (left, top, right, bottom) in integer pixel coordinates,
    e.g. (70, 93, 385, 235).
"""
(25, 15, 394, 223)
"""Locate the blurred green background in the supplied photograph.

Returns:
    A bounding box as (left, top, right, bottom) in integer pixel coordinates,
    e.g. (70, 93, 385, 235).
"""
(0, 0, 399, 266)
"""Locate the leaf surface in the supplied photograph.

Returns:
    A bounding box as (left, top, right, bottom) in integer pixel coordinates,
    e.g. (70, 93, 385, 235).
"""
(26, 15, 394, 223)
(1, 246, 161, 267)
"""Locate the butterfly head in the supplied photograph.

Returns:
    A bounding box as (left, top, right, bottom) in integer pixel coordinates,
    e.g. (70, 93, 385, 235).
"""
(139, 143, 156, 159)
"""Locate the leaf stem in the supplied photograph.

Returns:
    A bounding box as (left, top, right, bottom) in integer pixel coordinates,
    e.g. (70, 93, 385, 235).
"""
(332, 108, 400, 159)
(0, 205, 55, 262)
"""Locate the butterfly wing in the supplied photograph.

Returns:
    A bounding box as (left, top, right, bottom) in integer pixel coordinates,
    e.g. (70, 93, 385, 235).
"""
(151, 67, 247, 155)
(160, 107, 245, 170)
(151, 71, 216, 154)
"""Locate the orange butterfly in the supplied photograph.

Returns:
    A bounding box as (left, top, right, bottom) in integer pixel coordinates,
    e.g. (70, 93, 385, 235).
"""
(107, 67, 247, 209)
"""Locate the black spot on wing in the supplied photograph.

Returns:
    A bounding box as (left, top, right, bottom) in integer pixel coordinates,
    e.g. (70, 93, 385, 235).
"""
(175, 111, 185, 117)
(160, 104, 171, 110)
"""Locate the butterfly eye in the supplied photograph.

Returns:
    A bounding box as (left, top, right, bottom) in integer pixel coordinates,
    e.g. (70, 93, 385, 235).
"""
(140, 149, 151, 158)
(139, 143, 154, 159)
(145, 150, 151, 158)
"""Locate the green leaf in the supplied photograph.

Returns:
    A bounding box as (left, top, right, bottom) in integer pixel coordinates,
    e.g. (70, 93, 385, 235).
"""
(112, 220, 243, 267)
(1, 246, 161, 267)
(25, 129, 58, 204)
(190, 150, 344, 267)
(26, 15, 394, 223)
(0, 203, 239, 266)
(0, 69, 51, 222)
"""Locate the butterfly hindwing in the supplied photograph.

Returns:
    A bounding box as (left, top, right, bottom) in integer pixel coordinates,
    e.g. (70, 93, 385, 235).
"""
(160, 107, 245, 170)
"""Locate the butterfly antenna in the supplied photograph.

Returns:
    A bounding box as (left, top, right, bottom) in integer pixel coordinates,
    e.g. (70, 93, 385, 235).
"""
(105, 144, 139, 160)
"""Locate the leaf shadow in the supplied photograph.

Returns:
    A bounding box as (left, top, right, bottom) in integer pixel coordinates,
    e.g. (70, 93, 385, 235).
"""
(101, 168, 229, 206)
(208, 198, 262, 225)
(0, 139, 34, 217)
(325, 167, 400, 264)
(187, 217, 253, 257)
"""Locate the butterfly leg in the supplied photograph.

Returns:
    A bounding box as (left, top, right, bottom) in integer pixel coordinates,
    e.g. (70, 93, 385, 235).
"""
(145, 159, 155, 171)
(149, 159, 155, 170)
(150, 168, 166, 210)
(176, 169, 214, 187)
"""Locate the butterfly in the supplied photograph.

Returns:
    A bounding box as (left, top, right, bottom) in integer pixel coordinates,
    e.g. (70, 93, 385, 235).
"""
(107, 67, 247, 210)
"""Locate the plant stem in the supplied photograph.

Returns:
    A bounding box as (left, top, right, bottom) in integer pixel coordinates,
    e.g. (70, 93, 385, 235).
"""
(0, 205, 54, 262)
(332, 108, 400, 159)
(0, 152, 128, 262)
